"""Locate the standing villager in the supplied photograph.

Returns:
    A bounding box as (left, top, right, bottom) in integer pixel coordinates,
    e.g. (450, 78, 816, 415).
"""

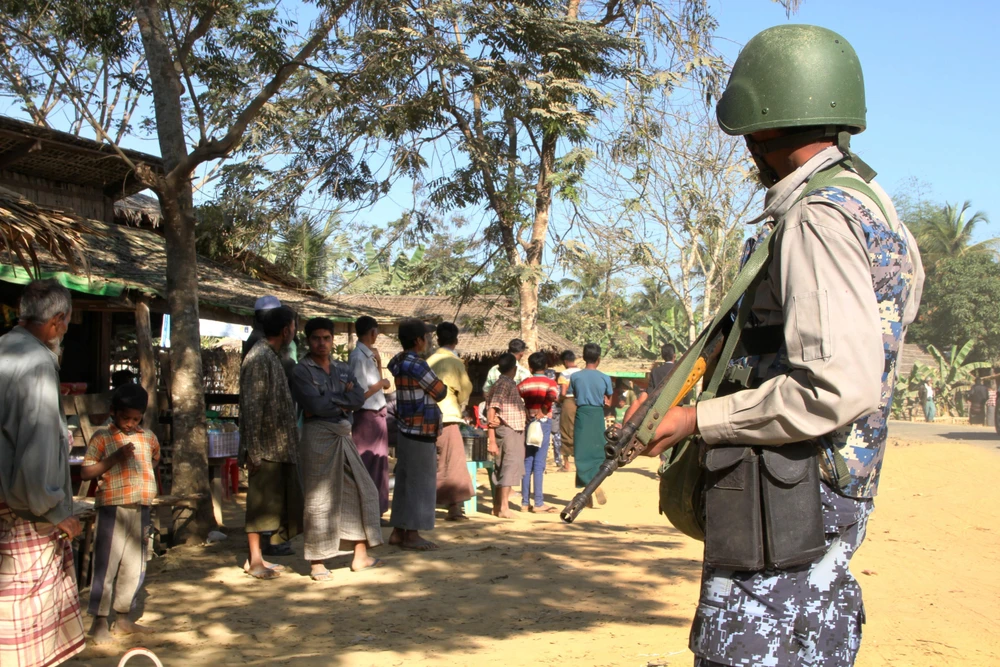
(986, 381, 997, 429)
(920, 379, 936, 422)
(387, 319, 448, 551)
(482, 339, 531, 393)
(637, 25, 924, 666)
(80, 384, 160, 643)
(426, 322, 475, 521)
(485, 353, 527, 518)
(0, 279, 85, 667)
(291, 318, 384, 580)
(238, 305, 304, 579)
(241, 295, 281, 360)
(649, 344, 676, 392)
(348, 316, 392, 517)
(569, 343, 613, 504)
(557, 350, 580, 472)
(545, 356, 564, 470)
(968, 378, 989, 425)
(518, 352, 560, 513)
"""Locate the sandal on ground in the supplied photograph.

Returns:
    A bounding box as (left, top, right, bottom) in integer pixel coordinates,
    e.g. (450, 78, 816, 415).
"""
(519, 505, 531, 512)
(351, 558, 386, 572)
(530, 504, 559, 513)
(445, 513, 470, 521)
(310, 570, 332, 582)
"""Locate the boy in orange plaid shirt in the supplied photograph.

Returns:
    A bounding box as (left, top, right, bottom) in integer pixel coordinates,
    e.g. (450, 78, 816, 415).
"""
(81, 383, 159, 644)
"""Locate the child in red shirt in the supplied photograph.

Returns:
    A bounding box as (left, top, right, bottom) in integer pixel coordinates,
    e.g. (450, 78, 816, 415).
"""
(517, 352, 559, 513)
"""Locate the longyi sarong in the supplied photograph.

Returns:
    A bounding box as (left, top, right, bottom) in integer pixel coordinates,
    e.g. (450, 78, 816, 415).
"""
(560, 395, 577, 456)
(491, 424, 526, 488)
(573, 405, 605, 488)
(300, 420, 384, 561)
(389, 433, 437, 532)
(0, 504, 85, 667)
(245, 461, 304, 543)
(436, 424, 474, 506)
(352, 407, 390, 514)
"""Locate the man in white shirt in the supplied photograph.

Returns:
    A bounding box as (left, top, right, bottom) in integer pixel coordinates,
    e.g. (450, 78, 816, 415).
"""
(482, 338, 530, 393)
(349, 316, 392, 517)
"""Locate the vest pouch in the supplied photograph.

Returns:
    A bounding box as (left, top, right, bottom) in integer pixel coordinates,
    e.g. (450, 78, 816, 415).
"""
(759, 443, 825, 568)
(657, 436, 706, 542)
(703, 446, 765, 570)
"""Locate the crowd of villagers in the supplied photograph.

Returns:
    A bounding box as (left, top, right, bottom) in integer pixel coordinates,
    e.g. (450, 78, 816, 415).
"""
(0, 279, 645, 666)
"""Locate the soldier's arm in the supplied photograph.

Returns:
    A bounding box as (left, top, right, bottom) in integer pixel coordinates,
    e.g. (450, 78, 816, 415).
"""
(697, 201, 884, 446)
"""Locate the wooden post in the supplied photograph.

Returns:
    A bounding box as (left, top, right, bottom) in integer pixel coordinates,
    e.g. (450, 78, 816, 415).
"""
(97, 312, 112, 392)
(135, 296, 158, 430)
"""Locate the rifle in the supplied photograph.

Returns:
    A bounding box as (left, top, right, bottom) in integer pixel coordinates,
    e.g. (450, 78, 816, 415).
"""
(560, 328, 726, 524)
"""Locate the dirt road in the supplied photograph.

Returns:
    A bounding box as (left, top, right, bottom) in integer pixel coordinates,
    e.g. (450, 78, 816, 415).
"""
(68, 427, 1000, 666)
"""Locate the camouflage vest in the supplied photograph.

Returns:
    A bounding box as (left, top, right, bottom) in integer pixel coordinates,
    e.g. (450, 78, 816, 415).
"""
(730, 184, 916, 499)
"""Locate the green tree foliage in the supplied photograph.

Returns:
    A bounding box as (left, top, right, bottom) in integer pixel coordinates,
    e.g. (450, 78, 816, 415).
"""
(908, 200, 996, 269)
(315, 0, 726, 351)
(909, 253, 1000, 362)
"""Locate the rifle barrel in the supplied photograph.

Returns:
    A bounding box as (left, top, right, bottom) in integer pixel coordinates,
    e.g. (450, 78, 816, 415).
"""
(560, 457, 621, 523)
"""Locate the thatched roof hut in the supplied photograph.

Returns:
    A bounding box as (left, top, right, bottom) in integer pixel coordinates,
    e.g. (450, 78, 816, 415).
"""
(114, 193, 162, 228)
(0, 193, 367, 325)
(332, 294, 577, 361)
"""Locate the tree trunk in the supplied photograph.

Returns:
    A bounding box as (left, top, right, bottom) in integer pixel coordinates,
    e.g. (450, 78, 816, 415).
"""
(160, 192, 214, 540)
(134, 0, 214, 541)
(518, 278, 539, 352)
(135, 296, 158, 431)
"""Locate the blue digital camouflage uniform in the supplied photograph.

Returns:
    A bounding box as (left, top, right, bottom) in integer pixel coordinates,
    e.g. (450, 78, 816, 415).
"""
(689, 156, 920, 666)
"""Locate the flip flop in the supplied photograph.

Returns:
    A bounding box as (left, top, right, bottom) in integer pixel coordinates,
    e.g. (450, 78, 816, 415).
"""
(310, 570, 332, 581)
(246, 566, 280, 580)
(531, 504, 559, 513)
(445, 513, 470, 521)
(351, 558, 386, 572)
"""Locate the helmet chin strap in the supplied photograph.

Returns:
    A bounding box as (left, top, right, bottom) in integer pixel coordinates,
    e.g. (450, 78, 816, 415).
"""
(745, 126, 877, 187)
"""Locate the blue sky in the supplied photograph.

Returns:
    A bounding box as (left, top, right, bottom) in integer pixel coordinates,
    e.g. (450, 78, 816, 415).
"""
(713, 0, 998, 237)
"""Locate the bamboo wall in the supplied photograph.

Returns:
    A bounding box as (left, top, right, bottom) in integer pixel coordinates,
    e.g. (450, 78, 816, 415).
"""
(0, 170, 115, 222)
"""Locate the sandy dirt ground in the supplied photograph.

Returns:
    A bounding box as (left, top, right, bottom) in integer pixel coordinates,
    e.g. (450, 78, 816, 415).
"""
(67, 425, 1000, 667)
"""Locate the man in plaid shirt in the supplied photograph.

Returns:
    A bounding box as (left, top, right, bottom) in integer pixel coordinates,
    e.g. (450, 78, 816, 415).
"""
(387, 319, 447, 551)
(485, 353, 527, 518)
(81, 383, 159, 643)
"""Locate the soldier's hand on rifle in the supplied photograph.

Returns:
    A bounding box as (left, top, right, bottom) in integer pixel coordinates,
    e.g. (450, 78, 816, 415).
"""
(642, 405, 698, 458)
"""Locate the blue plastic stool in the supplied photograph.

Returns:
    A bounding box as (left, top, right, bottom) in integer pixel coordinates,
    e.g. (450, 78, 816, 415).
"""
(464, 460, 496, 514)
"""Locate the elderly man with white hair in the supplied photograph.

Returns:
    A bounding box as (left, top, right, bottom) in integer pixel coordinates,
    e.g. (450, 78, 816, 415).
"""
(0, 278, 86, 666)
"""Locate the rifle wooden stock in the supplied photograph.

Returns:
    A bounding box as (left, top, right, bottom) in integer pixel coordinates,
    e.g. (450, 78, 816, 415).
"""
(561, 330, 725, 523)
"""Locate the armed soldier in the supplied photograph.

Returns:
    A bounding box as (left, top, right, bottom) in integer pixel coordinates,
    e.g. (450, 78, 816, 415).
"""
(641, 25, 924, 666)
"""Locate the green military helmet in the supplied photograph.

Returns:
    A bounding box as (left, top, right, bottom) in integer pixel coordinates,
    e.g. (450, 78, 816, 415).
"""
(717, 24, 866, 137)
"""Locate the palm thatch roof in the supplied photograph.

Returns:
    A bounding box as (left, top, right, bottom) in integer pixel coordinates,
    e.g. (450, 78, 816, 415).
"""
(333, 294, 578, 360)
(0, 186, 92, 275)
(0, 192, 369, 323)
(114, 193, 162, 228)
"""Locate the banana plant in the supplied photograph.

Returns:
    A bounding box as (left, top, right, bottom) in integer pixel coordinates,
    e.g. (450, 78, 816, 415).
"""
(925, 341, 992, 416)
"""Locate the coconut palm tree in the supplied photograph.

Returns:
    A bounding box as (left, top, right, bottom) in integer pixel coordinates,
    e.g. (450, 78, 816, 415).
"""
(912, 200, 996, 267)
(0, 186, 88, 276)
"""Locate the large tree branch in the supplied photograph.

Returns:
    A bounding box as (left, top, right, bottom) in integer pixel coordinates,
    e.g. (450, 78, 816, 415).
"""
(173, 2, 350, 179)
